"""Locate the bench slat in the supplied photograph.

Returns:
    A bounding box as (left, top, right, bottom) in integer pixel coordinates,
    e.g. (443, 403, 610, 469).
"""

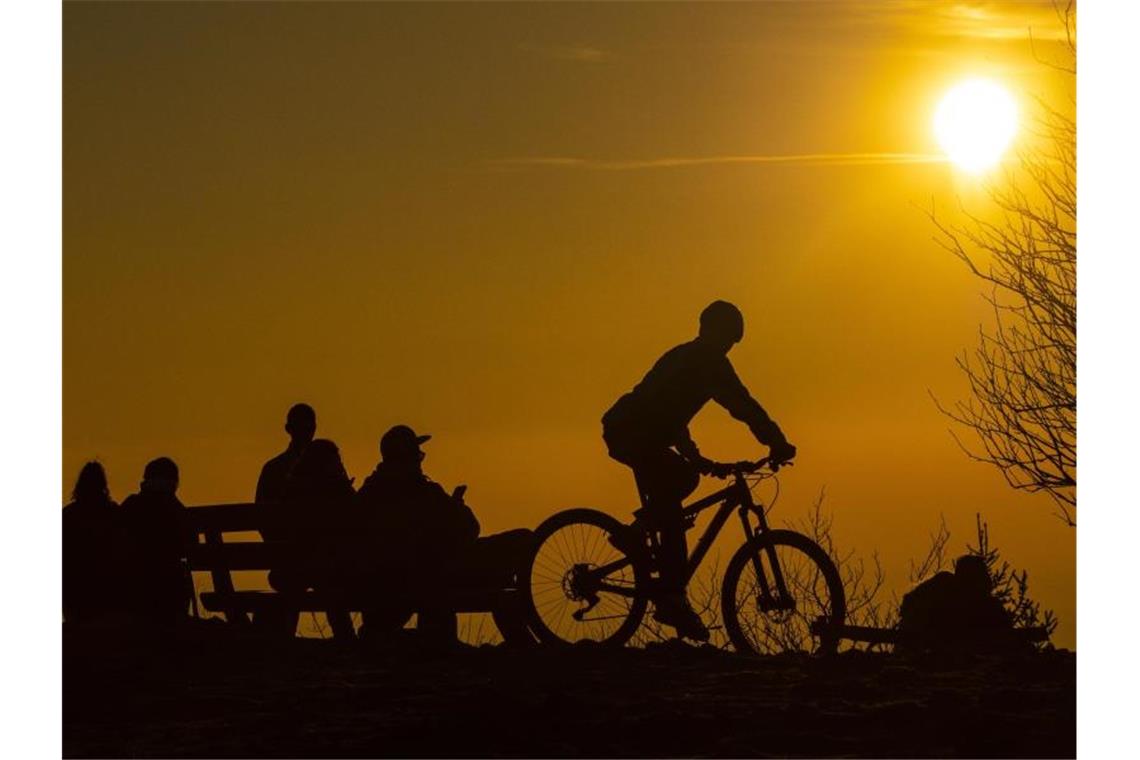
(184, 503, 265, 534)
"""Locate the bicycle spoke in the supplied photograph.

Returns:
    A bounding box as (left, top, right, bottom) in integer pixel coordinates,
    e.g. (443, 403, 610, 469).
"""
(527, 513, 645, 645)
(725, 536, 842, 655)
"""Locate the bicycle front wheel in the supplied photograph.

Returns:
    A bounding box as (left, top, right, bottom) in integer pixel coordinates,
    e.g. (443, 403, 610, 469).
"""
(522, 508, 649, 647)
(721, 530, 846, 655)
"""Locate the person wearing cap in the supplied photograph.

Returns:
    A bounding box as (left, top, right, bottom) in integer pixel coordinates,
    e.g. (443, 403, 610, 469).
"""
(120, 457, 193, 623)
(355, 425, 533, 643)
(357, 425, 480, 554)
(602, 300, 797, 641)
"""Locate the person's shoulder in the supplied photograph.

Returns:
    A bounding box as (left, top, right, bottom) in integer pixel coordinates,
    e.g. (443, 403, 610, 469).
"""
(648, 339, 700, 370)
(663, 339, 700, 358)
(261, 449, 293, 473)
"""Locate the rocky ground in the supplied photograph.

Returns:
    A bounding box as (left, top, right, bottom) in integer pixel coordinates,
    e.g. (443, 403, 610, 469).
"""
(64, 621, 1075, 758)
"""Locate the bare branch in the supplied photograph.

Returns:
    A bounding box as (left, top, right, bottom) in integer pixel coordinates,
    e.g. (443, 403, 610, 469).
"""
(929, 35, 1076, 526)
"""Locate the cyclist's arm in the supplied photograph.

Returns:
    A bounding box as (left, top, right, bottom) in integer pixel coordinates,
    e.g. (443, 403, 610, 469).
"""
(712, 362, 789, 448)
(673, 428, 702, 462)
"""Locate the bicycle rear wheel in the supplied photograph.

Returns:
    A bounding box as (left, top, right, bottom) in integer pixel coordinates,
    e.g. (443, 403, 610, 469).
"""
(721, 530, 846, 655)
(522, 508, 649, 647)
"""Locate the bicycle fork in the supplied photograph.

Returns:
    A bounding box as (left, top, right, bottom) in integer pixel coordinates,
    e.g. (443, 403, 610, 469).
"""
(739, 504, 795, 612)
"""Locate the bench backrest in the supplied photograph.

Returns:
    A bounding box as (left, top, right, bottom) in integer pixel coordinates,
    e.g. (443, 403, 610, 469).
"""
(183, 503, 282, 622)
(184, 503, 280, 571)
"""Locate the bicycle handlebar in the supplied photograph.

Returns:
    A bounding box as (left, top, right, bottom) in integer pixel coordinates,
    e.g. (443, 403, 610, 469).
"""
(706, 455, 793, 479)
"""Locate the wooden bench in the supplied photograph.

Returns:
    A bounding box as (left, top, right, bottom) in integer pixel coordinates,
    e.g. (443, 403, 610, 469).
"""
(183, 503, 534, 644)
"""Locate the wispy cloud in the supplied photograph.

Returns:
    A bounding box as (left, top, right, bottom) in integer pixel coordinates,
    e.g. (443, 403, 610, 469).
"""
(853, 1, 1070, 42)
(517, 42, 610, 64)
(489, 153, 947, 171)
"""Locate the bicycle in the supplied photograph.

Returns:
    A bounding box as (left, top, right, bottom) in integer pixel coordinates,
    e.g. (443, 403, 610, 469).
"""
(521, 457, 846, 655)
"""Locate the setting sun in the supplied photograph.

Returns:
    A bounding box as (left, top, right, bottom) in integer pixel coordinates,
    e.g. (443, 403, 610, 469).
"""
(934, 78, 1019, 173)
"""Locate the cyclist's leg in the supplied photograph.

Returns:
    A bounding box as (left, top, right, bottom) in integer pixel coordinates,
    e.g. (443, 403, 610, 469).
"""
(634, 449, 699, 596)
(604, 430, 697, 591)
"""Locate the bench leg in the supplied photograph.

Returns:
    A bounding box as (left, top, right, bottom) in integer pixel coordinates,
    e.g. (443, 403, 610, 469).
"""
(250, 607, 299, 638)
(326, 609, 356, 640)
(492, 594, 537, 647)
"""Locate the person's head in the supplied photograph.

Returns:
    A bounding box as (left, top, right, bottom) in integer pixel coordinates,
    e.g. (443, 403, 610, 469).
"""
(379, 424, 431, 474)
(697, 300, 745, 353)
(141, 457, 179, 495)
(285, 403, 317, 446)
(954, 554, 993, 596)
(71, 461, 109, 503)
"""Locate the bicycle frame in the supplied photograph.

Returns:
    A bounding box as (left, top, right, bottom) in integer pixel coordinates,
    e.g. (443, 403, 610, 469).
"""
(587, 470, 792, 604)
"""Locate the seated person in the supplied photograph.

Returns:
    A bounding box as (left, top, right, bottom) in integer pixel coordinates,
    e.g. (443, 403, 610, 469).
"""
(272, 438, 358, 641)
(898, 554, 1019, 653)
(120, 458, 193, 624)
(355, 425, 534, 642)
(63, 461, 124, 624)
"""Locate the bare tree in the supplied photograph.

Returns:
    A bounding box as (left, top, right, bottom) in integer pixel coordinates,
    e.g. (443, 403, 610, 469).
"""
(794, 491, 890, 650)
(929, 4, 1076, 525)
(906, 515, 951, 587)
(967, 514, 1058, 648)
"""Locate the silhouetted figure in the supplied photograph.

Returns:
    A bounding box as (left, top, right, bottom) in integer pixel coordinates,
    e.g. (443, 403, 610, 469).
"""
(602, 300, 796, 640)
(63, 461, 123, 624)
(356, 425, 534, 643)
(272, 438, 357, 640)
(256, 403, 317, 513)
(120, 458, 192, 624)
(254, 403, 316, 637)
(898, 554, 1019, 653)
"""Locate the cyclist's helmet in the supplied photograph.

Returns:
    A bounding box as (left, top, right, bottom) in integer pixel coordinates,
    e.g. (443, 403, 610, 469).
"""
(699, 300, 745, 345)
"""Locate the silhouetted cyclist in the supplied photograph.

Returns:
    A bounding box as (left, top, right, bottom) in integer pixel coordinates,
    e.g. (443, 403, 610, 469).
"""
(602, 300, 796, 640)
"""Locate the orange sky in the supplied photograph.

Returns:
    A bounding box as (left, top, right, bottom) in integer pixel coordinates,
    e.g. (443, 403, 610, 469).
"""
(63, 1, 1075, 647)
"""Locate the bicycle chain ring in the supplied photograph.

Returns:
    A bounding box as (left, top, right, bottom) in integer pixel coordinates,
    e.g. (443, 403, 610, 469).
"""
(562, 562, 597, 602)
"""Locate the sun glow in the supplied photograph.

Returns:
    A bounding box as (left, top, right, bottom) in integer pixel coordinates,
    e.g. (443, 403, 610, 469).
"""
(934, 79, 1019, 173)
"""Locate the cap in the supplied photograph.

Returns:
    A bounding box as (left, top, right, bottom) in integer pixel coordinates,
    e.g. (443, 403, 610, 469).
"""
(380, 424, 432, 460)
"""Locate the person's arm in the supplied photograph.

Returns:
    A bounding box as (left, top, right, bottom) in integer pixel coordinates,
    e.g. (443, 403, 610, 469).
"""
(448, 485, 480, 540)
(673, 428, 702, 462)
(432, 482, 480, 540)
(254, 462, 271, 504)
(712, 360, 792, 451)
